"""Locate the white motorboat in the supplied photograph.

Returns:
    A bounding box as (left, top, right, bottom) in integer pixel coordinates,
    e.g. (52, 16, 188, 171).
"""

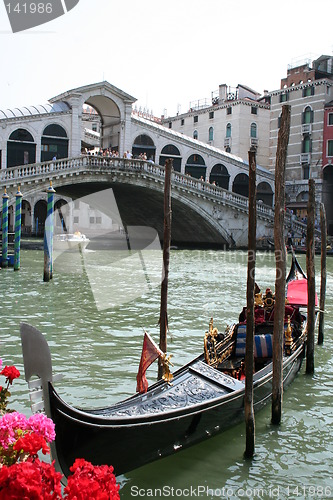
(54, 232, 90, 252)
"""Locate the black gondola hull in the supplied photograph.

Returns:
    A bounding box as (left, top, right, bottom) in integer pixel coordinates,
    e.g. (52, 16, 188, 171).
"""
(50, 345, 304, 477)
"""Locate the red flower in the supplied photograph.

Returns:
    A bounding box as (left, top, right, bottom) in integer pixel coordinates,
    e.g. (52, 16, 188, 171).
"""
(13, 432, 50, 457)
(64, 459, 120, 500)
(0, 458, 62, 499)
(0, 366, 20, 385)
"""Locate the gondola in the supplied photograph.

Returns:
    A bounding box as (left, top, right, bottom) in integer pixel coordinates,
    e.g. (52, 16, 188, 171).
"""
(20, 254, 309, 478)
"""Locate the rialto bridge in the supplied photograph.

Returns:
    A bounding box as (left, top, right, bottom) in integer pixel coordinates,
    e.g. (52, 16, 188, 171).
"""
(0, 81, 305, 247)
(0, 156, 305, 248)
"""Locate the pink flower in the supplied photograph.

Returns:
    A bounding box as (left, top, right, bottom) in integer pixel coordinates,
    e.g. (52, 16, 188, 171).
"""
(27, 414, 56, 443)
(0, 412, 29, 449)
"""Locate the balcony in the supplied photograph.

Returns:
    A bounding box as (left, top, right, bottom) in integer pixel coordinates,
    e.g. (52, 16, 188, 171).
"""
(301, 123, 312, 134)
(300, 153, 311, 164)
(224, 137, 231, 147)
(250, 138, 258, 147)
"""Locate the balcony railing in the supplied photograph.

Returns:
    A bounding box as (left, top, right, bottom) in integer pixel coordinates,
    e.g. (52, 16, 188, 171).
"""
(301, 123, 312, 134)
(300, 153, 311, 164)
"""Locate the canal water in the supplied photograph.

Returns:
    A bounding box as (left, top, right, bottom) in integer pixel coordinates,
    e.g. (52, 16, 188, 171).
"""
(1, 249, 332, 499)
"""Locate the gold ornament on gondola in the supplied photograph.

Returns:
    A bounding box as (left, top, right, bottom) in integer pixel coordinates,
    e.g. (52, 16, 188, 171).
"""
(161, 353, 174, 384)
(285, 315, 293, 355)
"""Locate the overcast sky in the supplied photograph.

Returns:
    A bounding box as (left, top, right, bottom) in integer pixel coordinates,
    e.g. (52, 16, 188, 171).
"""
(0, 0, 332, 117)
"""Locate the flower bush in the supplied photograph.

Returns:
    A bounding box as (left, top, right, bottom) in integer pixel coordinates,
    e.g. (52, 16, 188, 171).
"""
(0, 358, 120, 499)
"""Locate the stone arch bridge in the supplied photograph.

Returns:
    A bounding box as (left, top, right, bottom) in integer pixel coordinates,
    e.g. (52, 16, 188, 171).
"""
(0, 155, 304, 248)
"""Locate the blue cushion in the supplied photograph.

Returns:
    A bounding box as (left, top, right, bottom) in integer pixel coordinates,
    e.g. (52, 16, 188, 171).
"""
(235, 326, 273, 358)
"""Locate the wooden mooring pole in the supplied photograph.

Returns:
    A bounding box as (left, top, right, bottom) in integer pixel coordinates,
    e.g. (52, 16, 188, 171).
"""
(43, 182, 56, 282)
(306, 178, 316, 373)
(272, 105, 290, 425)
(244, 150, 256, 458)
(318, 202, 327, 345)
(2, 189, 9, 268)
(14, 187, 23, 271)
(158, 159, 173, 380)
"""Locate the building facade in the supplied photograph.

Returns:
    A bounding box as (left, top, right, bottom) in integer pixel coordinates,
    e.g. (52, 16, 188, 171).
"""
(161, 84, 270, 169)
(268, 55, 333, 228)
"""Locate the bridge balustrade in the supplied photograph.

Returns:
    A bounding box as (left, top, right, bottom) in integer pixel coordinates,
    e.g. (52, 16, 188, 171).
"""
(0, 155, 307, 237)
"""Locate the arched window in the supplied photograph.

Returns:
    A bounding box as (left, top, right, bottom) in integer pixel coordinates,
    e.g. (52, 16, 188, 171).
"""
(159, 144, 182, 172)
(43, 124, 68, 137)
(7, 128, 36, 168)
(226, 123, 231, 138)
(208, 127, 214, 141)
(41, 124, 68, 162)
(250, 123, 257, 138)
(9, 129, 34, 142)
(256, 182, 273, 207)
(132, 134, 156, 160)
(209, 164, 230, 189)
(193, 130, 198, 140)
(232, 173, 249, 198)
(185, 154, 206, 179)
(302, 106, 313, 124)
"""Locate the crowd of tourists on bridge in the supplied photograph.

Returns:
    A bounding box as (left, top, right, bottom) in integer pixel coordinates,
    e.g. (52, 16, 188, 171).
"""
(84, 148, 151, 162)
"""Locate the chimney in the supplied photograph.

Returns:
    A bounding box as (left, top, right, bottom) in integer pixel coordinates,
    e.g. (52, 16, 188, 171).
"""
(219, 84, 228, 102)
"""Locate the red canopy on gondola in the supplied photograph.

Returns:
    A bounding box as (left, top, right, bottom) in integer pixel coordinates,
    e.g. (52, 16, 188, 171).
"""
(286, 278, 318, 307)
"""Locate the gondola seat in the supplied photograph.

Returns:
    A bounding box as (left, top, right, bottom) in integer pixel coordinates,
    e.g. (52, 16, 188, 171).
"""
(235, 324, 273, 358)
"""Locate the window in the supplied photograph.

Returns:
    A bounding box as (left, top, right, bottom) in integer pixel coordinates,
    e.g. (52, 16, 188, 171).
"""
(181, 119, 184, 126)
(168, 122, 172, 129)
(193, 130, 198, 140)
(227, 107, 232, 115)
(226, 123, 231, 138)
(303, 106, 313, 124)
(73, 216, 79, 224)
(96, 217, 102, 224)
(303, 165, 310, 180)
(328, 140, 333, 157)
(251, 107, 258, 115)
(250, 123, 257, 138)
(92, 123, 98, 132)
(303, 86, 315, 97)
(209, 111, 214, 119)
(90, 217, 95, 224)
(209, 127, 214, 141)
(302, 135, 312, 153)
(328, 113, 333, 126)
(280, 93, 288, 102)
(194, 115, 198, 123)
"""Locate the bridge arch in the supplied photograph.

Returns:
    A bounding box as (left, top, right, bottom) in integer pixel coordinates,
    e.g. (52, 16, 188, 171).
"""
(7, 128, 36, 168)
(257, 181, 273, 206)
(83, 95, 121, 152)
(209, 163, 230, 189)
(159, 144, 182, 172)
(233, 172, 249, 197)
(132, 134, 156, 161)
(21, 200, 32, 234)
(34, 199, 47, 236)
(41, 124, 69, 162)
(54, 198, 69, 232)
(185, 153, 206, 179)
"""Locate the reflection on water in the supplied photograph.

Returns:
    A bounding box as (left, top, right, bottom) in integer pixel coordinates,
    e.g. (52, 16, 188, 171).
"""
(1, 249, 332, 498)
